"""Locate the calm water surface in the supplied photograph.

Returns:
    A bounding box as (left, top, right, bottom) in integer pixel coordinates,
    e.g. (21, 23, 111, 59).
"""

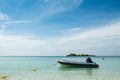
(0, 56, 120, 80)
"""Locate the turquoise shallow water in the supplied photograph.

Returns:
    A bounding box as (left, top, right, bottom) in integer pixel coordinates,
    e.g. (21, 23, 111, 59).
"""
(0, 56, 120, 80)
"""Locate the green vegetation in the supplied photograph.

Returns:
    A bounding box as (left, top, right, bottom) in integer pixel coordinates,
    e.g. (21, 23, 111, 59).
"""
(66, 53, 96, 57)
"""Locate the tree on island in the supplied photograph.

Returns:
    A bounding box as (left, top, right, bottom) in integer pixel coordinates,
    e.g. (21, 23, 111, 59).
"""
(66, 53, 96, 57)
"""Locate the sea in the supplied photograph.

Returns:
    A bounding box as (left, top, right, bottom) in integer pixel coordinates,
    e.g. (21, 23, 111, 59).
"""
(0, 56, 120, 80)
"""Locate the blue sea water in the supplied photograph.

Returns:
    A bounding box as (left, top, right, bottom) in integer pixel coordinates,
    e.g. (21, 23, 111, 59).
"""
(0, 56, 120, 80)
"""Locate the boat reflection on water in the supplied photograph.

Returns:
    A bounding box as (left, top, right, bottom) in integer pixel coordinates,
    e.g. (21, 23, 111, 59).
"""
(58, 67, 99, 77)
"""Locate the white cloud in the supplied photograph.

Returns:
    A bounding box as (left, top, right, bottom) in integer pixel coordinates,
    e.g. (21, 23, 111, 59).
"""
(57, 21, 120, 44)
(4, 20, 31, 24)
(0, 24, 5, 33)
(42, 0, 83, 17)
(54, 20, 120, 55)
(0, 11, 9, 20)
(0, 20, 120, 56)
(0, 34, 48, 56)
(0, 20, 31, 34)
(0, 12, 8, 33)
(67, 28, 81, 32)
(0, 11, 31, 33)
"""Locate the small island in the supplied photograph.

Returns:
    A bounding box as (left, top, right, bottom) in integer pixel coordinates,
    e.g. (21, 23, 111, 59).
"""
(66, 53, 96, 57)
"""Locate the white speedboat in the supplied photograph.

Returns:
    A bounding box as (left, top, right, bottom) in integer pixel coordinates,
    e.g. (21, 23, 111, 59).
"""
(58, 59, 99, 68)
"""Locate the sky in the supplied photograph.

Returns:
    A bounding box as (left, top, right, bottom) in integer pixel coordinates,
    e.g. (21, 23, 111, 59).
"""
(0, 0, 120, 56)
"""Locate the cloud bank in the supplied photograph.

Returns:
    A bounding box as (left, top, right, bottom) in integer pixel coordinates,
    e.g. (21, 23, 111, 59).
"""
(0, 20, 120, 56)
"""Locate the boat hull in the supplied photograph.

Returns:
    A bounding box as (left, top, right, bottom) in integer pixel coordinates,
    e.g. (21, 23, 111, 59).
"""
(58, 60, 99, 68)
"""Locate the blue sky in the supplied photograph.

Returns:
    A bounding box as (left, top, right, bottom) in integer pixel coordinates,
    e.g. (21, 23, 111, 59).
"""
(0, 0, 120, 56)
